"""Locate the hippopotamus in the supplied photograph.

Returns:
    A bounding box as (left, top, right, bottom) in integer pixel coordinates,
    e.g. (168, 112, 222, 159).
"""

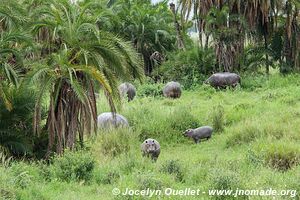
(119, 82, 136, 102)
(163, 81, 182, 98)
(183, 126, 213, 143)
(205, 72, 241, 88)
(97, 112, 129, 129)
(141, 138, 161, 161)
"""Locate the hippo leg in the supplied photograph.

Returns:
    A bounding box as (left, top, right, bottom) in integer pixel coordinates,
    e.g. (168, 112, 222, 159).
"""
(151, 154, 158, 162)
(206, 136, 211, 140)
(194, 138, 200, 144)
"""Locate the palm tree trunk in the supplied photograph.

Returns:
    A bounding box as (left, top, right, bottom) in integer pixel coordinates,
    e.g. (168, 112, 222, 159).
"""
(170, 3, 185, 50)
(264, 31, 269, 74)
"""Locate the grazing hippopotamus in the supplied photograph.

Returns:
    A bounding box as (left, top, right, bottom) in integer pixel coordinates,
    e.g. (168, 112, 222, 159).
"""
(205, 72, 241, 88)
(119, 82, 136, 102)
(141, 138, 161, 161)
(183, 126, 213, 143)
(97, 112, 129, 130)
(163, 81, 182, 99)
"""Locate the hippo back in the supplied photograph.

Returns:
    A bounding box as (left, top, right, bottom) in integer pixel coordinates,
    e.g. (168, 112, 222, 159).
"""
(97, 112, 129, 130)
(194, 126, 213, 138)
(163, 81, 182, 98)
(207, 73, 240, 88)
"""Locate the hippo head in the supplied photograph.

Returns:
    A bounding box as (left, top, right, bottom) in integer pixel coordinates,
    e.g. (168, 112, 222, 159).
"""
(144, 139, 157, 153)
(183, 129, 193, 137)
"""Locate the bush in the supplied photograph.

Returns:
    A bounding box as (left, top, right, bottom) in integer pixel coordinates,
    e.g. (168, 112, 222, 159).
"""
(225, 123, 261, 147)
(137, 82, 163, 97)
(169, 106, 200, 132)
(209, 169, 240, 199)
(94, 168, 120, 185)
(225, 120, 287, 148)
(248, 142, 300, 171)
(49, 150, 95, 182)
(137, 173, 164, 190)
(153, 47, 216, 89)
(160, 160, 185, 182)
(0, 188, 16, 200)
(0, 152, 13, 167)
(0, 86, 47, 158)
(263, 144, 300, 171)
(135, 105, 200, 143)
(210, 105, 225, 132)
(97, 129, 137, 157)
(0, 87, 35, 157)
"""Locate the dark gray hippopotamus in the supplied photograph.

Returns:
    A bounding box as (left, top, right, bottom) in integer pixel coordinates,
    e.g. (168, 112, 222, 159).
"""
(205, 72, 241, 88)
(119, 82, 136, 102)
(183, 126, 213, 143)
(97, 112, 129, 130)
(163, 81, 182, 99)
(141, 138, 161, 161)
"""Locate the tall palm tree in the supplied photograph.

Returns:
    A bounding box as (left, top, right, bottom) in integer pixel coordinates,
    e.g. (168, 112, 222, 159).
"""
(282, 0, 300, 72)
(111, 0, 176, 74)
(27, 0, 144, 156)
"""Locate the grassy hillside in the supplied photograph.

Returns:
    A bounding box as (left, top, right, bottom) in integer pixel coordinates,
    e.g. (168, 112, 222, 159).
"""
(1, 74, 300, 200)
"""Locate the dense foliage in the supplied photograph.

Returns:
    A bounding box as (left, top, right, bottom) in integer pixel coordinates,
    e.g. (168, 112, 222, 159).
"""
(0, 0, 299, 160)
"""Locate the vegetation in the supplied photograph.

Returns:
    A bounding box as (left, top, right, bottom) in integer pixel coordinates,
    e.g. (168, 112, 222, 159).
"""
(0, 0, 300, 199)
(0, 75, 300, 199)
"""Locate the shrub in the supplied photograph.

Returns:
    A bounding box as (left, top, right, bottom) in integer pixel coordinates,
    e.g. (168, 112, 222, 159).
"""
(264, 145, 300, 171)
(169, 107, 200, 132)
(0, 87, 35, 157)
(240, 74, 268, 91)
(249, 142, 300, 171)
(137, 173, 164, 190)
(137, 82, 163, 97)
(49, 150, 95, 182)
(94, 168, 120, 185)
(0, 188, 16, 200)
(209, 169, 240, 199)
(225, 123, 261, 147)
(246, 149, 264, 166)
(97, 129, 137, 157)
(0, 152, 13, 167)
(160, 160, 185, 182)
(154, 47, 216, 89)
(226, 120, 287, 148)
(0, 86, 47, 158)
(210, 105, 225, 132)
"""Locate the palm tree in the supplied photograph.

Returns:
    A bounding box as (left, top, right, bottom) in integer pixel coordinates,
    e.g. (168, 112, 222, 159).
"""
(0, 0, 28, 32)
(0, 86, 36, 157)
(27, 0, 144, 156)
(110, 0, 176, 74)
(281, 0, 300, 72)
(0, 31, 31, 110)
(169, 2, 186, 50)
(0, 0, 31, 110)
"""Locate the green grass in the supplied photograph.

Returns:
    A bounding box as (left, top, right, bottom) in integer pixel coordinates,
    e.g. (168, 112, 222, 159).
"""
(1, 74, 300, 199)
